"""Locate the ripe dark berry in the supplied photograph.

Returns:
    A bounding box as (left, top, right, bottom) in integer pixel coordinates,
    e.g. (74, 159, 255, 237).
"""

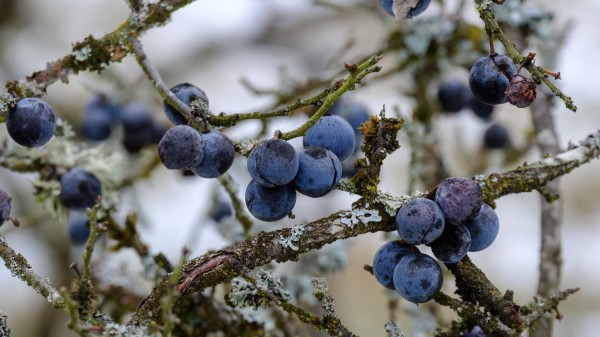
(210, 201, 232, 223)
(164, 83, 209, 125)
(469, 55, 517, 105)
(247, 138, 299, 188)
(68, 215, 90, 246)
(469, 95, 495, 120)
(292, 146, 342, 198)
(60, 167, 102, 210)
(80, 95, 121, 141)
(7, 97, 56, 148)
(464, 203, 499, 252)
(303, 115, 355, 162)
(330, 98, 370, 154)
(372, 241, 418, 290)
(505, 73, 537, 108)
(245, 180, 296, 222)
(483, 123, 509, 149)
(437, 79, 471, 113)
(81, 112, 113, 141)
(192, 130, 235, 178)
(396, 198, 445, 245)
(379, 0, 431, 19)
(0, 189, 11, 226)
(158, 125, 204, 170)
(119, 102, 160, 153)
(393, 252, 443, 303)
(435, 177, 483, 225)
(430, 224, 471, 263)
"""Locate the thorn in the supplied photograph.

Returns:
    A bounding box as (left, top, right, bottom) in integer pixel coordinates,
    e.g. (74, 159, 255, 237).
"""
(70, 262, 82, 279)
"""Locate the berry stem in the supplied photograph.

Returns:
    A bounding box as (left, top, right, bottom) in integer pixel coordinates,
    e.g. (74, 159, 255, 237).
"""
(540, 68, 562, 80)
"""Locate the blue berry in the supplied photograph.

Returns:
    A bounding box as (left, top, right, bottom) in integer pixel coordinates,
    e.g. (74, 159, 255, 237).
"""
(68, 215, 90, 246)
(430, 224, 471, 264)
(119, 102, 160, 153)
(393, 252, 443, 303)
(192, 130, 235, 178)
(60, 167, 102, 210)
(438, 79, 471, 113)
(0, 189, 11, 226)
(464, 204, 499, 252)
(435, 177, 483, 225)
(484, 123, 509, 149)
(292, 146, 342, 197)
(164, 83, 209, 125)
(330, 99, 370, 154)
(247, 138, 299, 188)
(469, 55, 517, 105)
(372, 241, 418, 290)
(81, 112, 113, 141)
(210, 201, 232, 223)
(80, 94, 121, 141)
(158, 125, 204, 170)
(303, 115, 355, 162)
(245, 180, 296, 222)
(379, 0, 431, 19)
(469, 95, 494, 120)
(7, 97, 56, 148)
(396, 198, 445, 245)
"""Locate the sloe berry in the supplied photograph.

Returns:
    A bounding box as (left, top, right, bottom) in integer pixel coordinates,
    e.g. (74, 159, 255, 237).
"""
(60, 167, 102, 210)
(245, 180, 296, 222)
(158, 125, 204, 170)
(192, 130, 235, 178)
(372, 241, 418, 290)
(293, 146, 342, 197)
(247, 138, 299, 188)
(163, 83, 209, 125)
(469, 55, 517, 105)
(435, 177, 483, 225)
(464, 203, 499, 252)
(396, 198, 445, 245)
(7, 97, 56, 148)
(393, 252, 443, 303)
(303, 115, 355, 162)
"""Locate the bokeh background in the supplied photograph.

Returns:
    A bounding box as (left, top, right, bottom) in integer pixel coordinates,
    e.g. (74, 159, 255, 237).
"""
(1, 0, 599, 336)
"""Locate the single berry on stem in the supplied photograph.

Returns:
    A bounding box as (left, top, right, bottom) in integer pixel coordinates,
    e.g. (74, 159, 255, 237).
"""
(372, 241, 419, 290)
(7, 97, 56, 148)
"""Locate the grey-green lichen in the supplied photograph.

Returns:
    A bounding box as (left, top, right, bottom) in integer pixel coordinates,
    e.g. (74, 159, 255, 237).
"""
(338, 203, 382, 228)
(278, 224, 305, 251)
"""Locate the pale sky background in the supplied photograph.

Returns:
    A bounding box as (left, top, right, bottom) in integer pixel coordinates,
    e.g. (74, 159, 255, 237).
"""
(0, 1, 599, 336)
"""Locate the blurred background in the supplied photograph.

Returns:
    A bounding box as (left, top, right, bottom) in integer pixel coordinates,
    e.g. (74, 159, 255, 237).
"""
(0, 0, 599, 336)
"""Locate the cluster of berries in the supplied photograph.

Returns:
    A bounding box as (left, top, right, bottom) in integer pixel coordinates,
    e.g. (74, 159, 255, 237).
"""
(157, 83, 235, 179)
(372, 177, 500, 303)
(245, 111, 357, 222)
(438, 78, 510, 150)
(81, 94, 169, 153)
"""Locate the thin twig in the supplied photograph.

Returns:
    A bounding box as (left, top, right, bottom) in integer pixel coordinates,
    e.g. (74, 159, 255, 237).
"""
(127, 36, 192, 121)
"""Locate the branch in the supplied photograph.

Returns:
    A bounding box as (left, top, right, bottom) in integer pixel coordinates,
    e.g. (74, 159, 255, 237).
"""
(129, 129, 600, 325)
(0, 235, 65, 309)
(530, 88, 563, 337)
(0, 0, 199, 113)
